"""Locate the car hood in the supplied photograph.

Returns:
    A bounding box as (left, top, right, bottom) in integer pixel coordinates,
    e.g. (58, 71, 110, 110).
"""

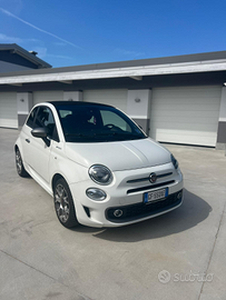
(65, 138, 171, 171)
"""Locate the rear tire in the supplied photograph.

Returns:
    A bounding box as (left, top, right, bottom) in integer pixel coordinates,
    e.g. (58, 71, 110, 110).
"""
(15, 148, 29, 177)
(53, 178, 79, 228)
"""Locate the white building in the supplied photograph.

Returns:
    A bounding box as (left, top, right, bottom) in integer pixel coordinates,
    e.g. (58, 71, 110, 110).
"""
(0, 44, 226, 148)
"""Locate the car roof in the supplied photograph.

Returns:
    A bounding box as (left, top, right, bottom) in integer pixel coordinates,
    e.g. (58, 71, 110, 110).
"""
(48, 101, 114, 108)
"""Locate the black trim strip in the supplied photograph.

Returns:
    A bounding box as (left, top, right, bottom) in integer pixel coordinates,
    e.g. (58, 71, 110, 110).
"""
(127, 177, 148, 183)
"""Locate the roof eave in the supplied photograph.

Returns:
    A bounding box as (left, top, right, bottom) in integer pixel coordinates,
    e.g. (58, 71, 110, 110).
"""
(0, 43, 52, 69)
(0, 59, 226, 85)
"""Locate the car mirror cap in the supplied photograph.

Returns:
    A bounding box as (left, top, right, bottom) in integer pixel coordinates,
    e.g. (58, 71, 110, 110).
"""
(31, 127, 48, 138)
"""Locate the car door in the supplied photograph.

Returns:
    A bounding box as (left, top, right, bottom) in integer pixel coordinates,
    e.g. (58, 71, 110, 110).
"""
(21, 106, 39, 168)
(25, 106, 59, 183)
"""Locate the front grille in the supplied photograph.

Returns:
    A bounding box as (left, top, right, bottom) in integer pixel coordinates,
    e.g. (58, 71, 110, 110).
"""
(106, 190, 183, 223)
(127, 180, 175, 194)
(127, 172, 173, 183)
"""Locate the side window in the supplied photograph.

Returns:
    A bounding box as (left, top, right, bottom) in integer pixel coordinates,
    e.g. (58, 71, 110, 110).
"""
(34, 106, 59, 142)
(26, 107, 39, 129)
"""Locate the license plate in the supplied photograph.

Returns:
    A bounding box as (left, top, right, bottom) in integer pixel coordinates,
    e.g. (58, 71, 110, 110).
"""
(144, 188, 168, 203)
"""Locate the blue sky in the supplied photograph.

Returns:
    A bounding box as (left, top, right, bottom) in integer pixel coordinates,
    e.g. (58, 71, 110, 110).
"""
(0, 0, 226, 68)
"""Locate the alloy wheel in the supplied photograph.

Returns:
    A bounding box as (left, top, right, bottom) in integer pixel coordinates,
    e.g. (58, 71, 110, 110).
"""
(54, 183, 70, 223)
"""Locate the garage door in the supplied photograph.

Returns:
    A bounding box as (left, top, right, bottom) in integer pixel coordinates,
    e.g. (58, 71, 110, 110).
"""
(33, 91, 64, 105)
(0, 92, 17, 128)
(150, 86, 221, 147)
(83, 89, 128, 113)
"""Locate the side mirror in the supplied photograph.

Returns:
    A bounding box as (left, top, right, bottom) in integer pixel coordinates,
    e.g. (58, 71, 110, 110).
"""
(31, 127, 50, 147)
(31, 127, 48, 138)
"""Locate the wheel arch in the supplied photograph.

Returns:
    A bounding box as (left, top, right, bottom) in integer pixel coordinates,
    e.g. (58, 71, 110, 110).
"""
(51, 173, 79, 228)
(52, 173, 66, 191)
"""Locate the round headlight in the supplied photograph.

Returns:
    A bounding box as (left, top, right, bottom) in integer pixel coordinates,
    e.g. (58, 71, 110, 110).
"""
(89, 165, 113, 185)
(171, 154, 179, 169)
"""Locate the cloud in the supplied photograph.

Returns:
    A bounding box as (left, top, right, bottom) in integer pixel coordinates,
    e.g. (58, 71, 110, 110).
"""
(0, 7, 81, 49)
(31, 47, 47, 59)
(0, 33, 22, 43)
(47, 54, 73, 60)
(0, 33, 41, 44)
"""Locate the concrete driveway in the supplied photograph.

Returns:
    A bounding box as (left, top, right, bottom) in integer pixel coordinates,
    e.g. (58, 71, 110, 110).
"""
(0, 128, 226, 300)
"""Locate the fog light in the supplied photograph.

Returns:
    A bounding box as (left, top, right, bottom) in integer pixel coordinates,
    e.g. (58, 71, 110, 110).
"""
(177, 191, 183, 200)
(113, 209, 124, 218)
(86, 188, 106, 201)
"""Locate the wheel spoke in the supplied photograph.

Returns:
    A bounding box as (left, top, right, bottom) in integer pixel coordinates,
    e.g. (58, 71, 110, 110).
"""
(63, 196, 69, 204)
(16, 152, 22, 173)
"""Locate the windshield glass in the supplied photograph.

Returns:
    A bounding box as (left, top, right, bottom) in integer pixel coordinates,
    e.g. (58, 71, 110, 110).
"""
(55, 103, 147, 143)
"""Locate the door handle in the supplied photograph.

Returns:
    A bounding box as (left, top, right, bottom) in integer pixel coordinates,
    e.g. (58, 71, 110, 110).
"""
(25, 138, 30, 143)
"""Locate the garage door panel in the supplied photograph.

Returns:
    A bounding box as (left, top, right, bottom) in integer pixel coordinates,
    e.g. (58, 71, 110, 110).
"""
(155, 129, 217, 146)
(154, 87, 221, 98)
(152, 111, 219, 120)
(152, 103, 220, 112)
(150, 86, 221, 146)
(152, 121, 218, 131)
(0, 92, 17, 128)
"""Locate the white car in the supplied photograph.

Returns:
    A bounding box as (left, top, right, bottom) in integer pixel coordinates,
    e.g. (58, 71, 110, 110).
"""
(15, 101, 183, 228)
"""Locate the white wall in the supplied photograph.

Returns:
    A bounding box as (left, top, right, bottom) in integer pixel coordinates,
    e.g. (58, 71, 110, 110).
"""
(83, 89, 128, 112)
(33, 91, 64, 105)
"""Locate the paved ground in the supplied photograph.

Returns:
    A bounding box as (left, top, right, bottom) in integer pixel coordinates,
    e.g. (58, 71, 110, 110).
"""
(0, 128, 226, 300)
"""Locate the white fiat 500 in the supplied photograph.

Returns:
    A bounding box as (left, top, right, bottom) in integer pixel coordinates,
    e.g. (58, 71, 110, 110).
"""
(15, 101, 183, 228)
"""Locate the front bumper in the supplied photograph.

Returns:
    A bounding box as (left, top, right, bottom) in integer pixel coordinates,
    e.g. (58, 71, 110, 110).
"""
(69, 163, 184, 228)
(106, 189, 183, 223)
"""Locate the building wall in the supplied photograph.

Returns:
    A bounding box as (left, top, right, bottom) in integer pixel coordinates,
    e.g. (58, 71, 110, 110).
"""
(0, 82, 225, 147)
(0, 61, 34, 72)
(33, 90, 64, 105)
(0, 51, 39, 71)
(216, 87, 226, 148)
(83, 89, 128, 112)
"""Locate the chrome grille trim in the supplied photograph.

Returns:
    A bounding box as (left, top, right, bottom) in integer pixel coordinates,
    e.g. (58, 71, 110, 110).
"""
(127, 180, 175, 194)
(126, 172, 173, 184)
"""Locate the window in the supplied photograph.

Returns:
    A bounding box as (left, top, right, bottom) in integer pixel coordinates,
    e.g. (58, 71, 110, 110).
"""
(34, 106, 59, 142)
(26, 107, 39, 128)
(55, 103, 146, 143)
(100, 110, 132, 132)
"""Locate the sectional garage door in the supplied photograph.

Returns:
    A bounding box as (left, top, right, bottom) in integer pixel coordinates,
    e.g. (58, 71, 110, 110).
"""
(150, 86, 221, 147)
(0, 92, 17, 128)
(83, 89, 128, 112)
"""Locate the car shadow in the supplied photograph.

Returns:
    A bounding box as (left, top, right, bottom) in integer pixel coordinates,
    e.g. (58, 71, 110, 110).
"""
(76, 189, 212, 242)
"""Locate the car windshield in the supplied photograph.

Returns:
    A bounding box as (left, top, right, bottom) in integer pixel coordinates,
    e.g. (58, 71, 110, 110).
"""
(55, 103, 147, 143)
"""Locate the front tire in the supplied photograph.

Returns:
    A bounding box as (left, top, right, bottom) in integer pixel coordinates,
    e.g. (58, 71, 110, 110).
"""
(53, 178, 79, 228)
(15, 148, 29, 177)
